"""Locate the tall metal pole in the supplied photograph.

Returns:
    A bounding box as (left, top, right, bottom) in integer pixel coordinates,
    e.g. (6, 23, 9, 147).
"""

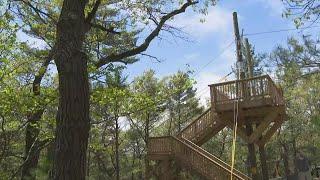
(233, 12, 258, 180)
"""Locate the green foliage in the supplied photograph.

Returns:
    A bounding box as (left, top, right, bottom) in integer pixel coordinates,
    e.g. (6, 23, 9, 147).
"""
(283, 0, 320, 27)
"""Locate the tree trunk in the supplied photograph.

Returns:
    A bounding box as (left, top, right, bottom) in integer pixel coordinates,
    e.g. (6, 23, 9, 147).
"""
(259, 145, 269, 180)
(144, 113, 151, 180)
(47, 140, 55, 179)
(282, 143, 291, 178)
(257, 123, 269, 180)
(115, 117, 120, 180)
(21, 47, 53, 180)
(219, 131, 227, 158)
(53, 1, 90, 179)
(21, 110, 43, 180)
(246, 124, 258, 180)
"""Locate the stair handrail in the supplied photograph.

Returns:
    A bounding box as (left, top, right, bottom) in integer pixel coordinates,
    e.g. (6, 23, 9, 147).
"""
(181, 137, 251, 180)
(171, 136, 251, 180)
(178, 109, 213, 138)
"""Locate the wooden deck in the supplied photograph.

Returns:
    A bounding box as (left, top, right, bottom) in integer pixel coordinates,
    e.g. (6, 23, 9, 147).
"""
(209, 75, 285, 124)
(147, 75, 285, 180)
(210, 75, 284, 109)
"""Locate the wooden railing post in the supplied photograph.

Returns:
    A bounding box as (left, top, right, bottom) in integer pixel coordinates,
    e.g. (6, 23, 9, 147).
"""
(210, 85, 217, 108)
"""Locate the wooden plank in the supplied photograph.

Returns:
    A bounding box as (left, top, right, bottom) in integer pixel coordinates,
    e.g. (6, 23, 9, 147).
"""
(257, 118, 284, 146)
(248, 109, 279, 143)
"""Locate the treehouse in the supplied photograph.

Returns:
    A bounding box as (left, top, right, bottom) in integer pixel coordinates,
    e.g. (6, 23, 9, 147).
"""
(147, 74, 285, 180)
(209, 75, 286, 146)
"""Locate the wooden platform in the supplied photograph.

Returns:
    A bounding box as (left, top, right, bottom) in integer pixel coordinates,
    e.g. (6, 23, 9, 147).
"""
(209, 75, 285, 123)
(147, 75, 285, 180)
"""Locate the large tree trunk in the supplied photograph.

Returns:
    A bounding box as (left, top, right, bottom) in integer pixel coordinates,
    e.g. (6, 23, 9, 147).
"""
(53, 0, 90, 179)
(21, 110, 43, 180)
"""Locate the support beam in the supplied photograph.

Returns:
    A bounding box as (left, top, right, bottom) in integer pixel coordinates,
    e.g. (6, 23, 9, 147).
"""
(257, 118, 284, 147)
(248, 110, 279, 143)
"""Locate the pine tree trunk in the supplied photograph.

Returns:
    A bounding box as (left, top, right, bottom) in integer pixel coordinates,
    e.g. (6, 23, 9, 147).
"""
(246, 124, 258, 180)
(144, 114, 150, 180)
(115, 117, 120, 180)
(21, 111, 43, 180)
(53, 0, 90, 179)
(259, 145, 269, 180)
(257, 123, 269, 180)
(282, 143, 291, 178)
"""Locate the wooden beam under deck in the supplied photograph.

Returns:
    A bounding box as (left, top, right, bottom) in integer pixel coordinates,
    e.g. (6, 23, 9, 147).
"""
(248, 109, 280, 143)
(257, 117, 285, 147)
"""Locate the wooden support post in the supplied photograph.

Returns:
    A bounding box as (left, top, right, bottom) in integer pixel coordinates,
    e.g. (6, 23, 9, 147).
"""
(234, 12, 258, 180)
(245, 38, 254, 78)
(248, 110, 279, 143)
(233, 12, 245, 80)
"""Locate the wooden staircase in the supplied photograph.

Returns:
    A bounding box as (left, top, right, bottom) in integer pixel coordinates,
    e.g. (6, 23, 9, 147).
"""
(178, 109, 225, 146)
(148, 75, 285, 180)
(148, 135, 250, 180)
(148, 108, 250, 180)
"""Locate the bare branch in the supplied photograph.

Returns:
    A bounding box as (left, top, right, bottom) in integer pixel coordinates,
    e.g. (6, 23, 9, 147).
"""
(140, 53, 162, 63)
(96, 0, 199, 68)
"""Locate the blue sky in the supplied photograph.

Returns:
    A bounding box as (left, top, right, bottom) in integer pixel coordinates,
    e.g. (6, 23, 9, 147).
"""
(17, 0, 319, 105)
(125, 0, 319, 104)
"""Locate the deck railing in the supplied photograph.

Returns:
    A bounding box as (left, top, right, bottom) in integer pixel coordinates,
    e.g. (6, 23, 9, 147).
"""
(148, 136, 250, 180)
(178, 109, 215, 141)
(209, 75, 284, 106)
(147, 136, 172, 155)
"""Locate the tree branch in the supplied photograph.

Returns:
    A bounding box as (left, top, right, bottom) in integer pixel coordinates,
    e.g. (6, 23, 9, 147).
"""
(85, 0, 101, 24)
(96, 0, 198, 68)
(15, 0, 57, 23)
(89, 23, 121, 34)
(32, 48, 55, 95)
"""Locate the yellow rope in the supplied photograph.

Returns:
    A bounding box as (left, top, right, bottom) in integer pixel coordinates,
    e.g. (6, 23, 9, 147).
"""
(230, 83, 240, 180)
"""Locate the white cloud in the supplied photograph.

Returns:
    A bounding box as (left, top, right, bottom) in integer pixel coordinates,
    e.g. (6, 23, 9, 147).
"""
(172, 6, 233, 39)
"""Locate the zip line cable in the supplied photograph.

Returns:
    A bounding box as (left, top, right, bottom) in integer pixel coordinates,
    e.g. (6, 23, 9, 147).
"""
(243, 25, 320, 37)
(193, 40, 235, 77)
(121, 40, 236, 117)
